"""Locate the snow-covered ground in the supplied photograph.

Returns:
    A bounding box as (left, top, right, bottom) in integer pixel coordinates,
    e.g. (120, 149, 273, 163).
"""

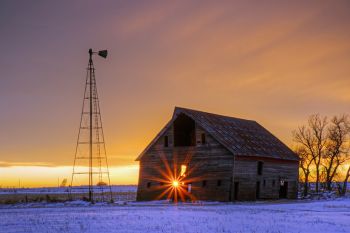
(0, 199, 350, 233)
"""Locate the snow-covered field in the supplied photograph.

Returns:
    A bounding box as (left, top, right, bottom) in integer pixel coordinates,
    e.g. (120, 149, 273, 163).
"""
(0, 185, 137, 203)
(1, 199, 350, 233)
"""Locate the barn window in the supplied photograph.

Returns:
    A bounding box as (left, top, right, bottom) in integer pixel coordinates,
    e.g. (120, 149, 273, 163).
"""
(201, 133, 206, 144)
(263, 179, 266, 187)
(173, 114, 196, 147)
(257, 161, 263, 175)
(272, 180, 275, 186)
(147, 182, 151, 188)
(180, 165, 187, 177)
(217, 180, 222, 187)
(202, 180, 207, 187)
(164, 136, 169, 147)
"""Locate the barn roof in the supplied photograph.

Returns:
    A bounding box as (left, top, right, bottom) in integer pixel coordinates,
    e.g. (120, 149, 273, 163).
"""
(136, 107, 299, 161)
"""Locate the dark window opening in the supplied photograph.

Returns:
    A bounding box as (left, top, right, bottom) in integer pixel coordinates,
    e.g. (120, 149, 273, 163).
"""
(201, 133, 206, 144)
(147, 182, 151, 188)
(263, 180, 266, 187)
(202, 180, 207, 187)
(173, 114, 196, 147)
(272, 180, 275, 186)
(217, 180, 222, 187)
(164, 136, 169, 147)
(257, 161, 263, 175)
(279, 181, 288, 198)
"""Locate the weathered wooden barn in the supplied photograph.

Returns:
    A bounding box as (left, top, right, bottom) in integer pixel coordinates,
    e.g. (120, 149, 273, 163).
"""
(136, 107, 299, 201)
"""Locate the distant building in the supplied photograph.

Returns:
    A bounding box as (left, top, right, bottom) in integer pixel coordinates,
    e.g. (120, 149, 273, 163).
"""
(136, 107, 299, 201)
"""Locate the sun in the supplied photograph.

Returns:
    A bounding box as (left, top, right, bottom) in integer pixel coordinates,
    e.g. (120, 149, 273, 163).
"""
(172, 180, 179, 188)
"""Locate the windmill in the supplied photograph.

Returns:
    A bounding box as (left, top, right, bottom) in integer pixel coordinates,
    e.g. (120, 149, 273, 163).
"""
(70, 49, 113, 203)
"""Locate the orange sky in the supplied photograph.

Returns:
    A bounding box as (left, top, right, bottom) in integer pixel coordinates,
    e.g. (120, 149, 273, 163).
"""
(1, 1, 350, 187)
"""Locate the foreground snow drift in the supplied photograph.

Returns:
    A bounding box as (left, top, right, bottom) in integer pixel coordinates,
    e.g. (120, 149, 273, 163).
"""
(0, 199, 350, 233)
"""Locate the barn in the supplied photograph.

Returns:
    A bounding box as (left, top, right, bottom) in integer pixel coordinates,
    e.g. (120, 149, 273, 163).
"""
(136, 107, 299, 201)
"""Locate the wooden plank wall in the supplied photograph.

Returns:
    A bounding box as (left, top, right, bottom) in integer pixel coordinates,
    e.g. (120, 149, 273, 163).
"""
(137, 124, 234, 201)
(234, 156, 299, 200)
(137, 123, 299, 201)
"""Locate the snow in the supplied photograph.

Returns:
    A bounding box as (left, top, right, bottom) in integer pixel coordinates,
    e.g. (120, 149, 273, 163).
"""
(1, 199, 350, 233)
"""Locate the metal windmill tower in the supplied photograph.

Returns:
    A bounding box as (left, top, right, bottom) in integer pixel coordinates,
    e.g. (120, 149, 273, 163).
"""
(70, 49, 113, 203)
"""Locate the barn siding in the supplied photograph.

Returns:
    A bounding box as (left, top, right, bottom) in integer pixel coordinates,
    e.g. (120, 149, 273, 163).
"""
(137, 119, 299, 202)
(234, 156, 298, 200)
(137, 124, 234, 201)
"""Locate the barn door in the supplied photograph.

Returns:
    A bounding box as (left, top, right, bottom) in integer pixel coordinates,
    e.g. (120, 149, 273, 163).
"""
(279, 181, 288, 198)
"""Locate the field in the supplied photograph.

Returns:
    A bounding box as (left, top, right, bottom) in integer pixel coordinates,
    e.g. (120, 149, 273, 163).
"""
(0, 186, 137, 204)
(1, 198, 350, 233)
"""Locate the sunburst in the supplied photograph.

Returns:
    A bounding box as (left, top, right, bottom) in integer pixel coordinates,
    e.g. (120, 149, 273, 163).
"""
(144, 146, 205, 203)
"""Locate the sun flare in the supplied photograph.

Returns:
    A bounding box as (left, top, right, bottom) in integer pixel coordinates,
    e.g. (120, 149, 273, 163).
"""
(172, 181, 179, 188)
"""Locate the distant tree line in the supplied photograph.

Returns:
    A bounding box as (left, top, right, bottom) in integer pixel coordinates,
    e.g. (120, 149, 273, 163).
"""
(293, 114, 350, 197)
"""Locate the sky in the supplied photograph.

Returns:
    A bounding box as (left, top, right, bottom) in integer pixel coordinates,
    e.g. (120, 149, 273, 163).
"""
(1, 0, 350, 187)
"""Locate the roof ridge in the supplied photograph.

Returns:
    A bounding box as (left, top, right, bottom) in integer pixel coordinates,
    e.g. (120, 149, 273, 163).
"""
(174, 106, 257, 123)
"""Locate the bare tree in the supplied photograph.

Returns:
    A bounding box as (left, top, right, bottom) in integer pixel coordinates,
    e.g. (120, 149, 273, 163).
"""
(323, 115, 350, 191)
(309, 115, 328, 192)
(294, 146, 314, 196)
(341, 165, 350, 195)
(293, 114, 328, 193)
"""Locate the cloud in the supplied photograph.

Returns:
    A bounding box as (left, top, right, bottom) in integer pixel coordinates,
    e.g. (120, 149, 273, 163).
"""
(0, 161, 55, 167)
